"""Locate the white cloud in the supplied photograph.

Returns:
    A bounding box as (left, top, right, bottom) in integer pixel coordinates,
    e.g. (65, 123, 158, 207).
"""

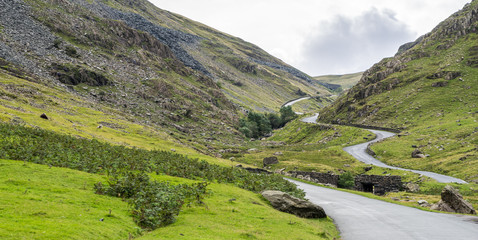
(300, 8, 416, 75)
(150, 0, 471, 75)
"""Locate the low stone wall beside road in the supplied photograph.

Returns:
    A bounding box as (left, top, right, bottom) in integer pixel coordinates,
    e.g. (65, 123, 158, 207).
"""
(355, 175, 402, 195)
(287, 171, 339, 187)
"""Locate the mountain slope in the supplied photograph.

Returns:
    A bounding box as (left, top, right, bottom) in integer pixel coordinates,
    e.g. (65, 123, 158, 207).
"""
(319, 1, 478, 181)
(314, 72, 363, 92)
(0, 0, 329, 154)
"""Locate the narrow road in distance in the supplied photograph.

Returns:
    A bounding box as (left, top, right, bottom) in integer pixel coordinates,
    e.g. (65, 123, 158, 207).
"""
(302, 113, 467, 183)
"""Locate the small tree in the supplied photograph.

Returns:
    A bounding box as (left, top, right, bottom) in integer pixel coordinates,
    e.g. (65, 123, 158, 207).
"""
(266, 113, 281, 129)
(279, 106, 297, 127)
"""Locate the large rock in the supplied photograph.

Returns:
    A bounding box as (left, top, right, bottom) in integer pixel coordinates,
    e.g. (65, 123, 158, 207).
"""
(411, 149, 426, 158)
(431, 185, 476, 214)
(405, 182, 420, 193)
(261, 190, 326, 218)
(263, 156, 279, 167)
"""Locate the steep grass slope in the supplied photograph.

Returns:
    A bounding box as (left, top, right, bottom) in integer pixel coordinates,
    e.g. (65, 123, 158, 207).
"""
(319, 1, 478, 182)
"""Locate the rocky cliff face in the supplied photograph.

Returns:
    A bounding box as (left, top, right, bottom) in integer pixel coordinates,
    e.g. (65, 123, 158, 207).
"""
(0, 0, 328, 153)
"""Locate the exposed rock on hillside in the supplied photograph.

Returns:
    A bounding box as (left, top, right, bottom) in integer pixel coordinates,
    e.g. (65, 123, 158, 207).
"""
(0, 0, 329, 153)
(261, 190, 327, 218)
(319, 1, 478, 125)
(431, 185, 476, 215)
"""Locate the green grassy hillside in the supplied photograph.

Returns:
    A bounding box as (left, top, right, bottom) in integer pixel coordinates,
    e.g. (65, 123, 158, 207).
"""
(314, 72, 363, 92)
(0, 159, 339, 240)
(0, 118, 339, 239)
(319, 1, 478, 182)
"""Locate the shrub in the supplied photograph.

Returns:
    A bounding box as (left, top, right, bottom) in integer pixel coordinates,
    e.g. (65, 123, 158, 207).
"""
(338, 172, 355, 189)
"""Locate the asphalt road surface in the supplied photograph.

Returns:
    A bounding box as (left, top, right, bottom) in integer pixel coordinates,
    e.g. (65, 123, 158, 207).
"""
(302, 114, 467, 183)
(283, 97, 311, 108)
(289, 179, 478, 240)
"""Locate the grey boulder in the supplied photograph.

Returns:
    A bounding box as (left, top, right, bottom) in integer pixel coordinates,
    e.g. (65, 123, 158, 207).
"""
(431, 185, 476, 215)
(261, 190, 326, 218)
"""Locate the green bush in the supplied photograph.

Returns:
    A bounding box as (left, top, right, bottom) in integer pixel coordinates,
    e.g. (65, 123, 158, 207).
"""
(338, 172, 355, 189)
(239, 106, 297, 139)
(279, 106, 297, 125)
(95, 171, 209, 229)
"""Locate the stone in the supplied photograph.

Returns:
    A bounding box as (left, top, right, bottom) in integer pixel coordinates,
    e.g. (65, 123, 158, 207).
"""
(364, 166, 373, 172)
(248, 148, 258, 152)
(418, 200, 430, 207)
(405, 183, 420, 193)
(261, 190, 326, 218)
(412, 149, 426, 158)
(432, 81, 448, 87)
(431, 185, 476, 214)
(274, 168, 286, 174)
(40, 113, 49, 120)
(263, 156, 279, 167)
(431, 200, 455, 212)
(273, 151, 283, 156)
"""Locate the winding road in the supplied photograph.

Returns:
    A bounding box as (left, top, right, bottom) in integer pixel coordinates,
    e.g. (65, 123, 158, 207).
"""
(284, 103, 477, 239)
(283, 97, 311, 115)
(302, 114, 467, 183)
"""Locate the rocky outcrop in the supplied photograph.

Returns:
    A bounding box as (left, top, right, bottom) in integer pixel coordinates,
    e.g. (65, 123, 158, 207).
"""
(263, 156, 279, 167)
(86, 1, 209, 75)
(404, 182, 420, 193)
(251, 58, 314, 83)
(318, 1, 478, 125)
(431, 185, 476, 215)
(261, 190, 326, 218)
(412, 149, 427, 158)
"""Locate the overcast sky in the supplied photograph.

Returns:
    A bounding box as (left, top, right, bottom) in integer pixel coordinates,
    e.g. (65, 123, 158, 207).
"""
(150, 0, 470, 76)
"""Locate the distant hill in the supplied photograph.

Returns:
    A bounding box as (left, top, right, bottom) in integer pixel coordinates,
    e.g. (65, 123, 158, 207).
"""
(314, 72, 363, 92)
(319, 1, 478, 182)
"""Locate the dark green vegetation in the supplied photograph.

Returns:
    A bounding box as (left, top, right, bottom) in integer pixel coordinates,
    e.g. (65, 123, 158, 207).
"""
(239, 106, 297, 138)
(0, 122, 305, 229)
(319, 1, 478, 183)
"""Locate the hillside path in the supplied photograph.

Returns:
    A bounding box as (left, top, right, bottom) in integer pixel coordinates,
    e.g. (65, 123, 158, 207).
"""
(289, 179, 478, 240)
(302, 114, 467, 183)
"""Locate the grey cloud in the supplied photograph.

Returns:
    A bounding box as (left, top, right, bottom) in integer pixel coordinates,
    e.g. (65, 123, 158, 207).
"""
(300, 8, 416, 75)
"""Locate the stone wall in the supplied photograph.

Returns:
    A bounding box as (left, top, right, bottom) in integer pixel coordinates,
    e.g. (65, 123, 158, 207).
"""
(355, 175, 402, 195)
(287, 171, 339, 187)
